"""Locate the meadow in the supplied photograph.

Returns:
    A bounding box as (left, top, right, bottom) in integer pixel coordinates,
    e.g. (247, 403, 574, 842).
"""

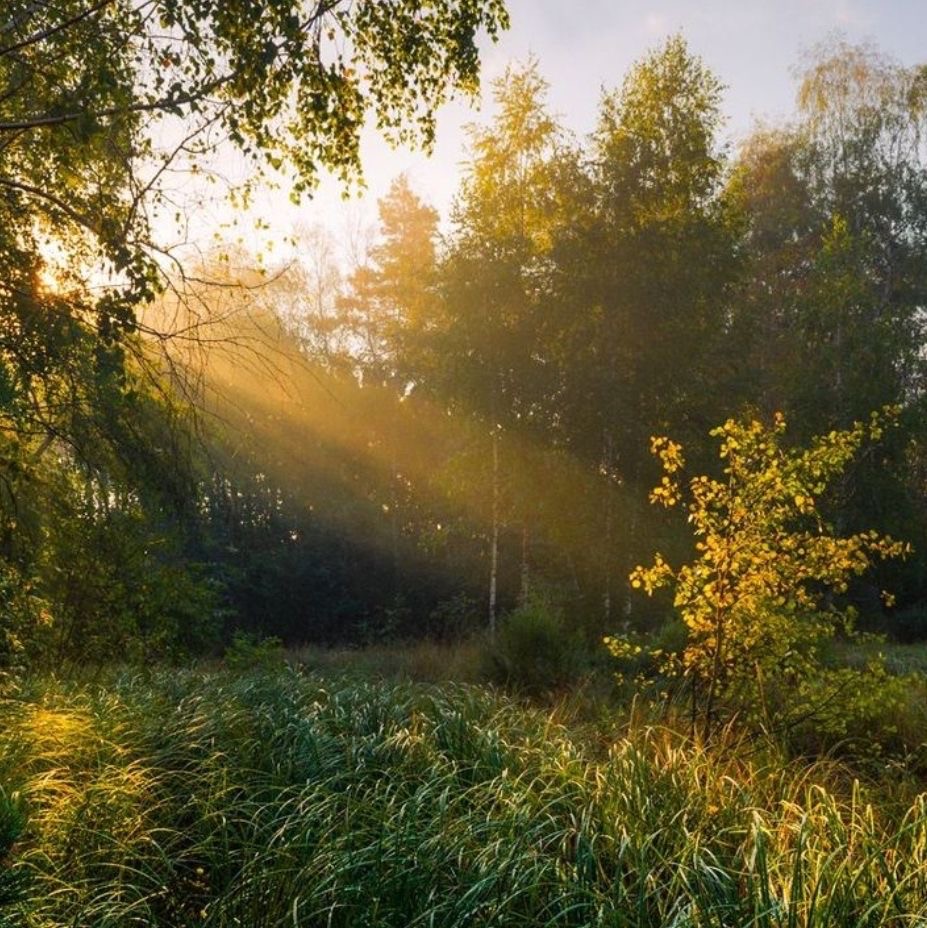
(3, 659, 927, 928)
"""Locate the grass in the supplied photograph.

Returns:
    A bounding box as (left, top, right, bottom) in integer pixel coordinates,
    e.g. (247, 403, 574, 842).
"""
(833, 639, 927, 677)
(291, 637, 489, 683)
(1, 666, 927, 926)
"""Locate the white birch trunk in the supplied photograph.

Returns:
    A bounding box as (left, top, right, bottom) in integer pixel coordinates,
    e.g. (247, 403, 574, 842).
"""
(519, 523, 530, 606)
(488, 426, 500, 637)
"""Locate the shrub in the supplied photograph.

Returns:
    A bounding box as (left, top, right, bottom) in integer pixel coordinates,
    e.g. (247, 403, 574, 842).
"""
(784, 662, 923, 757)
(486, 598, 584, 693)
(604, 617, 689, 686)
(613, 409, 911, 737)
(427, 593, 480, 640)
(223, 631, 285, 672)
(0, 566, 47, 694)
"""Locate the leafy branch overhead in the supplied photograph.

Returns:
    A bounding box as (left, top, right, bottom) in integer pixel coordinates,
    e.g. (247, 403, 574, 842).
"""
(2, 0, 509, 184)
(0, 0, 508, 449)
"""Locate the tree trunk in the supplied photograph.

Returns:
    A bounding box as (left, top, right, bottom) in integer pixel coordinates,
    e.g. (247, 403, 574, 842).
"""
(519, 522, 530, 605)
(622, 461, 642, 623)
(390, 430, 400, 599)
(602, 429, 614, 625)
(488, 426, 499, 637)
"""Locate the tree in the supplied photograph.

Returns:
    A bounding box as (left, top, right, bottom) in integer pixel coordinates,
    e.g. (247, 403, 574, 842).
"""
(272, 224, 346, 364)
(552, 35, 739, 623)
(0, 0, 508, 670)
(729, 40, 927, 437)
(436, 59, 566, 420)
(340, 175, 441, 382)
(611, 409, 909, 736)
(727, 39, 927, 616)
(0, 0, 509, 448)
(431, 60, 568, 630)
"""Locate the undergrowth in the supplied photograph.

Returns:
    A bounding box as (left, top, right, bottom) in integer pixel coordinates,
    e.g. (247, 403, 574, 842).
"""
(1, 668, 926, 926)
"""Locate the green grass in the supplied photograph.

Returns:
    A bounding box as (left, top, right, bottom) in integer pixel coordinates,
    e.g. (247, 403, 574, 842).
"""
(2, 667, 927, 927)
(833, 640, 927, 677)
(291, 637, 489, 684)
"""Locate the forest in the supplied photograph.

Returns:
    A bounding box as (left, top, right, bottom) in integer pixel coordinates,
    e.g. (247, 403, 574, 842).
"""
(3, 0, 927, 924)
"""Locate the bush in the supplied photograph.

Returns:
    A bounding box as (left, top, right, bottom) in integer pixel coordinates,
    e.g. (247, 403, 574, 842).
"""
(427, 593, 480, 640)
(0, 565, 47, 694)
(223, 631, 285, 672)
(605, 616, 689, 686)
(784, 662, 925, 758)
(623, 410, 910, 736)
(486, 598, 584, 693)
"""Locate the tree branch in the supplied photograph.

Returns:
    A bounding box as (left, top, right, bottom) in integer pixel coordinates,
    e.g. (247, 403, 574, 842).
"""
(0, 0, 118, 59)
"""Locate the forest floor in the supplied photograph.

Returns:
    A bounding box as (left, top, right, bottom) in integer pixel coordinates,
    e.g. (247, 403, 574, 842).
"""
(3, 653, 927, 926)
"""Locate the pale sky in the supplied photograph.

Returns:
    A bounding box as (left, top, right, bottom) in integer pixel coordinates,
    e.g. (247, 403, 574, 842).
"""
(182, 0, 926, 260)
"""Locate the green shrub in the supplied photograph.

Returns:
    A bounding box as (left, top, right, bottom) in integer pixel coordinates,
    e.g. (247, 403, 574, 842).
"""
(777, 660, 927, 758)
(486, 598, 584, 693)
(604, 617, 689, 698)
(0, 566, 46, 695)
(223, 631, 285, 672)
(427, 593, 480, 640)
(652, 616, 688, 655)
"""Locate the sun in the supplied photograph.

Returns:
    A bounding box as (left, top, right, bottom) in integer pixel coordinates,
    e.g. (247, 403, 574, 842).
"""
(36, 234, 82, 297)
(37, 264, 66, 295)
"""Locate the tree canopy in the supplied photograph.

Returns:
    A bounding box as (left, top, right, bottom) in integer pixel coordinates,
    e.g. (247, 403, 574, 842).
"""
(0, 0, 508, 447)
(4, 29, 927, 678)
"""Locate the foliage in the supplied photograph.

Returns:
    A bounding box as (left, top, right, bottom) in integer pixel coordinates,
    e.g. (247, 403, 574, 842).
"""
(427, 592, 481, 640)
(0, 566, 47, 695)
(1, 0, 510, 347)
(0, 0, 508, 669)
(788, 662, 919, 756)
(187, 36, 927, 652)
(40, 492, 222, 667)
(170, 36, 927, 657)
(339, 174, 442, 380)
(3, 668, 927, 926)
(223, 631, 286, 673)
(6, 24, 927, 685)
(487, 596, 584, 692)
(611, 409, 911, 732)
(579, 33, 738, 460)
(0, 787, 27, 924)
(430, 58, 574, 438)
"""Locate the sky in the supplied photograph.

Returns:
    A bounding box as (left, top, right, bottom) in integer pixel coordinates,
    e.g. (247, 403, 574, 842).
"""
(186, 0, 927, 260)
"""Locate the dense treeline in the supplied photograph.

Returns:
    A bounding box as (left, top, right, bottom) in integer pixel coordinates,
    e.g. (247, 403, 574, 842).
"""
(197, 36, 927, 649)
(3, 28, 927, 669)
(0, 0, 508, 676)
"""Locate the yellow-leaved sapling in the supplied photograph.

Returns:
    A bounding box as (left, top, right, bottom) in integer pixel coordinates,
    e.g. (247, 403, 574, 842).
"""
(606, 407, 913, 743)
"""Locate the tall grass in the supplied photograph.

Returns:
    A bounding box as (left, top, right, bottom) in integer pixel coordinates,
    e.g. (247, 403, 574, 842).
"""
(1, 668, 926, 926)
